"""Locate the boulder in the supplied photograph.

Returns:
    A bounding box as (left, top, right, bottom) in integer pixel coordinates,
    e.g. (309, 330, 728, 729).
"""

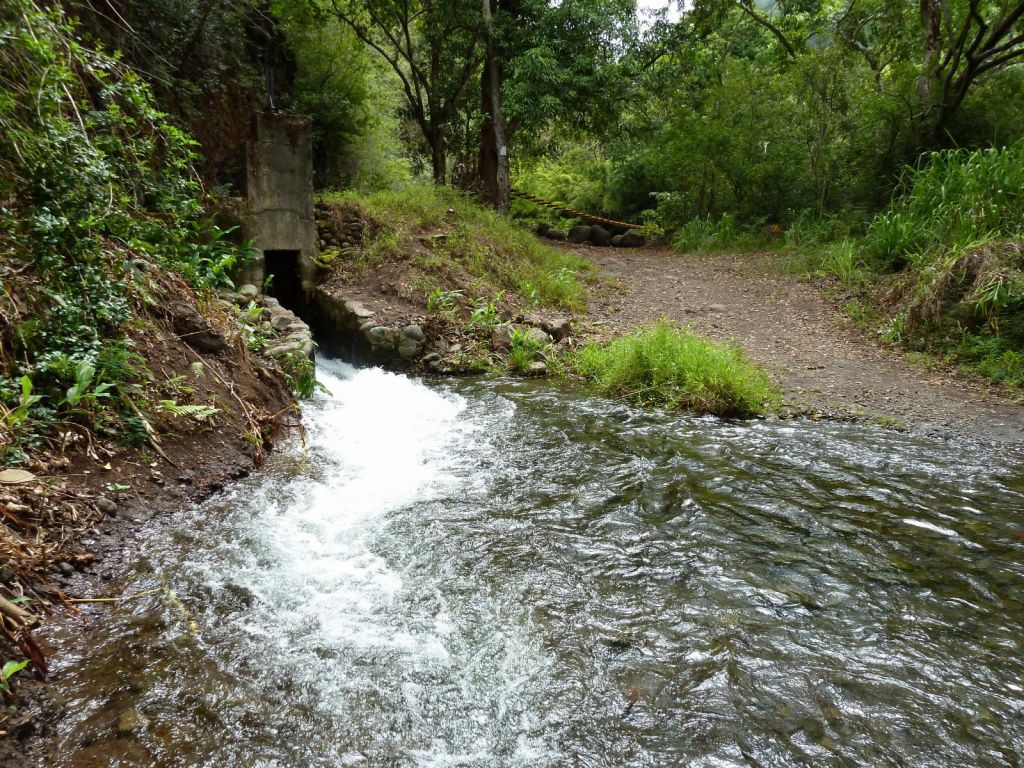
(618, 229, 646, 248)
(238, 284, 259, 300)
(402, 324, 425, 342)
(343, 299, 375, 320)
(491, 324, 513, 352)
(270, 313, 293, 331)
(266, 343, 296, 358)
(526, 361, 548, 376)
(397, 338, 422, 359)
(545, 229, 567, 242)
(169, 302, 228, 353)
(611, 235, 624, 247)
(568, 225, 592, 243)
(365, 325, 397, 350)
(523, 326, 551, 346)
(534, 222, 551, 236)
(96, 497, 118, 515)
(544, 318, 571, 341)
(589, 225, 611, 246)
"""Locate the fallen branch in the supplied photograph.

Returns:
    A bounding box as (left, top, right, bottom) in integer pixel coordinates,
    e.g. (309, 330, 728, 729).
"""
(0, 594, 46, 676)
(66, 587, 162, 604)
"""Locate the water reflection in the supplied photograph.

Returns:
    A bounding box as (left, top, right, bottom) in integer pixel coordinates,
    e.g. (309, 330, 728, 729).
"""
(44, 360, 1024, 767)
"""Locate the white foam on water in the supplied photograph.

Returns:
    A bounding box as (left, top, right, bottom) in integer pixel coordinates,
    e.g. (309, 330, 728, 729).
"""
(181, 359, 557, 766)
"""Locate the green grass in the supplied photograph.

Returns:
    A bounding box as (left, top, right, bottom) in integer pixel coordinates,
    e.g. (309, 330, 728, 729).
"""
(507, 327, 549, 373)
(569, 320, 780, 417)
(320, 184, 589, 311)
(669, 213, 772, 253)
(862, 143, 1024, 270)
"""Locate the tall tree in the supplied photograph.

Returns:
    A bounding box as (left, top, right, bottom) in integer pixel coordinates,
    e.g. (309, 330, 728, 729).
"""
(475, 0, 637, 205)
(325, 0, 482, 182)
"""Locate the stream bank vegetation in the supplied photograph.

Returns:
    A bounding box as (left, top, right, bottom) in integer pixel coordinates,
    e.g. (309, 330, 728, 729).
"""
(313, 183, 593, 374)
(569, 320, 780, 418)
(321, 184, 589, 311)
(789, 144, 1024, 389)
(0, 0, 302, 691)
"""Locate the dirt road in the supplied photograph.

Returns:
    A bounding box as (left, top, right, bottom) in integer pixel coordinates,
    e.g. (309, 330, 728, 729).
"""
(583, 247, 1024, 443)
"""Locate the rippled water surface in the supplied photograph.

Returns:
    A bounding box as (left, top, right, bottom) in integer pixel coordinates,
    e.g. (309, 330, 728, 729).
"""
(44, 358, 1024, 767)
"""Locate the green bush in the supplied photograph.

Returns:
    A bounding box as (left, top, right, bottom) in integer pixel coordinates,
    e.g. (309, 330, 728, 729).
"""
(570, 320, 779, 417)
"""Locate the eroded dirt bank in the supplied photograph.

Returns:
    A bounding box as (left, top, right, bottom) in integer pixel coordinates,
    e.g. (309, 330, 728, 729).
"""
(0, 285, 300, 761)
(583, 246, 1024, 443)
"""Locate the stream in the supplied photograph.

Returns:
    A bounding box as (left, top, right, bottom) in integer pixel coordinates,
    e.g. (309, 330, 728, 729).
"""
(41, 357, 1024, 767)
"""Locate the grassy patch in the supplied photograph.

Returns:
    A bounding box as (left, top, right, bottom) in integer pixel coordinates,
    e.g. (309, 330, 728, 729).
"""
(569, 320, 780, 417)
(506, 327, 549, 373)
(320, 184, 590, 311)
(669, 213, 775, 254)
(861, 144, 1024, 270)
(774, 146, 1024, 389)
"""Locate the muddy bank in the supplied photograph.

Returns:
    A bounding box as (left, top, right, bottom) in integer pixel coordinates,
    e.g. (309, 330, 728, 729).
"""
(584, 246, 1024, 442)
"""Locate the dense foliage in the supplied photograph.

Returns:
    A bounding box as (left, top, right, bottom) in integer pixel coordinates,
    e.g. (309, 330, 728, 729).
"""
(810, 144, 1024, 386)
(514, 1, 1024, 229)
(0, 1, 246, 462)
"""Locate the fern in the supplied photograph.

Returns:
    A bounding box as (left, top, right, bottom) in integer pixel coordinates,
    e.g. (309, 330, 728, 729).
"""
(158, 400, 220, 423)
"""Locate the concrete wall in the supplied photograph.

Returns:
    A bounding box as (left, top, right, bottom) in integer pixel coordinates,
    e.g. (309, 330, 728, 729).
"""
(235, 111, 318, 294)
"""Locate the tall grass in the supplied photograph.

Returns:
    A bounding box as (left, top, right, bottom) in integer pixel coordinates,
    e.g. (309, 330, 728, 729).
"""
(669, 213, 771, 252)
(571, 320, 780, 417)
(322, 184, 589, 311)
(847, 144, 1024, 388)
(862, 144, 1024, 269)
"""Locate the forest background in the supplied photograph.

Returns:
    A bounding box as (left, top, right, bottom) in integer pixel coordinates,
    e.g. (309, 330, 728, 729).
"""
(3, 0, 1024, 439)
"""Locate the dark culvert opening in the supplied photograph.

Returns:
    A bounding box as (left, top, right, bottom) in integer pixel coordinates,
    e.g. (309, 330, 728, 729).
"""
(263, 249, 302, 313)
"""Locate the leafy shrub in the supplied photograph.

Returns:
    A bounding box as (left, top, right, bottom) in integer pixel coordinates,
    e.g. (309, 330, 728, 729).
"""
(468, 293, 503, 329)
(570, 320, 779, 417)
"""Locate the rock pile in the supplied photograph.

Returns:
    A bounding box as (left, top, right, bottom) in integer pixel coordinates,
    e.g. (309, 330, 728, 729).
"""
(536, 222, 645, 248)
(307, 287, 576, 376)
(229, 285, 315, 365)
(308, 288, 426, 366)
(315, 203, 366, 251)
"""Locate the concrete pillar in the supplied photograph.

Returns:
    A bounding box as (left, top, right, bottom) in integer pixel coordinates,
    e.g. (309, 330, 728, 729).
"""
(241, 111, 318, 295)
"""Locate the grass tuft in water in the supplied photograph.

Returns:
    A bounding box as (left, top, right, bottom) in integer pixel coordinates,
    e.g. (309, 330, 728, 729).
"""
(569, 320, 780, 417)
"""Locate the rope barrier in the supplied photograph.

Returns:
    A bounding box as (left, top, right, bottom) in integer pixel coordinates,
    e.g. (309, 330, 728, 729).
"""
(510, 188, 642, 230)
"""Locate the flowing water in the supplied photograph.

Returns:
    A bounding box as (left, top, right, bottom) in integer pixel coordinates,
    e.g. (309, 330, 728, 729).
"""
(42, 358, 1024, 767)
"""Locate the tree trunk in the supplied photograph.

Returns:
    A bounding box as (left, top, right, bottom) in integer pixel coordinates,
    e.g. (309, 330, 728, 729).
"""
(918, 0, 945, 134)
(429, 129, 447, 184)
(478, 70, 498, 202)
(480, 0, 510, 214)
